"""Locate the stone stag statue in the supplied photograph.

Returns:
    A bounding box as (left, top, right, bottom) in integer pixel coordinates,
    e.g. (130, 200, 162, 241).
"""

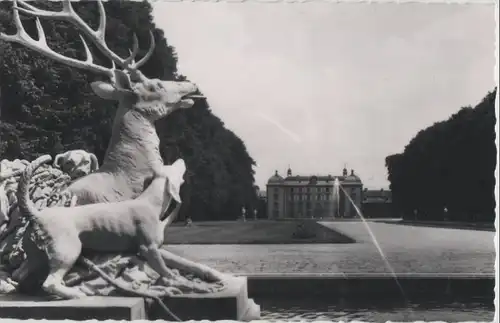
(0, 0, 230, 311)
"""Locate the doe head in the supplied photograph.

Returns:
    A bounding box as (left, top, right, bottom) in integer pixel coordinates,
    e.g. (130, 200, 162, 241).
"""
(154, 158, 186, 204)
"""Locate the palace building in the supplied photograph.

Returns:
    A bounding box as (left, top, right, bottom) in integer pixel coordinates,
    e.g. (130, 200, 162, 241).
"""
(266, 166, 363, 219)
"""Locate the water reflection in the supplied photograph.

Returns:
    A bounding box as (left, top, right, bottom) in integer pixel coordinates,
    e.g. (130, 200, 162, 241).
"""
(259, 298, 494, 322)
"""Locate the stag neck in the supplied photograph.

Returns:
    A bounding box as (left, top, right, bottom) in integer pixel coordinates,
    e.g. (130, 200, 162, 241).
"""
(100, 107, 163, 173)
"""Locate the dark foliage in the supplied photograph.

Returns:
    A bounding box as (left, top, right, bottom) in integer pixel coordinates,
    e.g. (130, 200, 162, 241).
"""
(385, 89, 497, 223)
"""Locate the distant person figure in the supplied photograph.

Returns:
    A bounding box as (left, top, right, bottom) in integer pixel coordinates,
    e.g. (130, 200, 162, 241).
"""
(241, 206, 247, 222)
(443, 207, 449, 221)
(185, 216, 193, 227)
(253, 208, 258, 220)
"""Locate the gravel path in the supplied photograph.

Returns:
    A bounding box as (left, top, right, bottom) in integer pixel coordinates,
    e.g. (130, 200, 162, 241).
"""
(164, 221, 495, 275)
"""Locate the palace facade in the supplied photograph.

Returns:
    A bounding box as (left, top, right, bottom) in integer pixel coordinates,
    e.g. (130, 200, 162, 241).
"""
(266, 167, 363, 219)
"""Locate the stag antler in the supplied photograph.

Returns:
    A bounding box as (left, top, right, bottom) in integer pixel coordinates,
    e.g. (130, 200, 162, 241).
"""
(0, 0, 155, 76)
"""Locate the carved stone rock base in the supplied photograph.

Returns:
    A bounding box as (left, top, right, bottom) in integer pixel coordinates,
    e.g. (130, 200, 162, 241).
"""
(149, 276, 260, 321)
(0, 276, 260, 321)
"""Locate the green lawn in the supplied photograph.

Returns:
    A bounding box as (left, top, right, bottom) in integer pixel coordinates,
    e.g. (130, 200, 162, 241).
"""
(164, 220, 355, 244)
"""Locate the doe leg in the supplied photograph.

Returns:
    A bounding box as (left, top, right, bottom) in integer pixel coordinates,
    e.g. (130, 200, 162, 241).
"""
(42, 266, 87, 299)
(42, 241, 85, 299)
(139, 244, 177, 279)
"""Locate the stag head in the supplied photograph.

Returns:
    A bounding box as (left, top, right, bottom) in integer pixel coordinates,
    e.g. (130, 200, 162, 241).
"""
(0, 0, 204, 122)
(91, 69, 202, 122)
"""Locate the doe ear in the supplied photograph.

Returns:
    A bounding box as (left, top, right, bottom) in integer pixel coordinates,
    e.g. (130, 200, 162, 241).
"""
(53, 153, 66, 168)
(89, 153, 99, 172)
(164, 159, 186, 204)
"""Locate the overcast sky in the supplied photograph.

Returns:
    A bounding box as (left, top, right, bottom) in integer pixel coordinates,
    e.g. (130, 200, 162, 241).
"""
(152, 3, 496, 190)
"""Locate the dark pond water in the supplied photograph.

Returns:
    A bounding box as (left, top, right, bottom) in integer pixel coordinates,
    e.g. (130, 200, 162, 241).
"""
(258, 298, 495, 322)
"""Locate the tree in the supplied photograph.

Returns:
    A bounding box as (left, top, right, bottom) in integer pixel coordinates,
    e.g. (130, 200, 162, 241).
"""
(158, 98, 257, 221)
(385, 89, 497, 223)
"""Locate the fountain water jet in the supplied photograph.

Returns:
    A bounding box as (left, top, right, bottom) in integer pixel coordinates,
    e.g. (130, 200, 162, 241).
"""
(337, 182, 414, 316)
(332, 177, 341, 218)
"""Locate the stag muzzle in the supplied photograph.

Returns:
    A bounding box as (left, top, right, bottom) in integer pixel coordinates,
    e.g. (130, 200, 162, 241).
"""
(170, 82, 204, 110)
(178, 82, 205, 101)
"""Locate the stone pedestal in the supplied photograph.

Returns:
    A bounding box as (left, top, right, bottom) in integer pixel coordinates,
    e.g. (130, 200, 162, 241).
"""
(0, 277, 260, 321)
(0, 295, 146, 320)
(150, 276, 260, 321)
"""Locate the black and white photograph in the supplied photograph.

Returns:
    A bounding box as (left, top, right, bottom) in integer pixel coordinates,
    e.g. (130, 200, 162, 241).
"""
(0, 0, 497, 321)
